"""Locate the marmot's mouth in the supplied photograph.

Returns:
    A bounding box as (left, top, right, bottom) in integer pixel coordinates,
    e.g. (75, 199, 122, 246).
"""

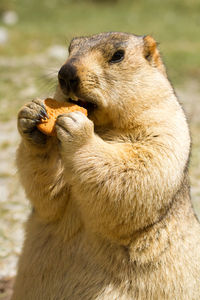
(68, 98, 97, 114)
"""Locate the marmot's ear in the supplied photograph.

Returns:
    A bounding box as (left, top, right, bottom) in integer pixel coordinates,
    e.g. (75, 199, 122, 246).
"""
(143, 35, 167, 77)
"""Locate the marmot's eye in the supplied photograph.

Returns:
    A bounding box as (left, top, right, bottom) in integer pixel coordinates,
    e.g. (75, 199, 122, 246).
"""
(109, 50, 125, 63)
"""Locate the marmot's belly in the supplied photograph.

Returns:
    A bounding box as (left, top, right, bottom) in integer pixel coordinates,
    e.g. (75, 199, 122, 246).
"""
(12, 232, 131, 300)
(12, 219, 200, 300)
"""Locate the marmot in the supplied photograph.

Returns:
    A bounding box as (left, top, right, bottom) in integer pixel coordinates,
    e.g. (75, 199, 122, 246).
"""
(12, 32, 200, 300)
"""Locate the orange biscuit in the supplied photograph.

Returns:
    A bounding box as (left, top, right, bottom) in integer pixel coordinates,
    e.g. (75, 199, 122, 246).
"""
(37, 98, 87, 136)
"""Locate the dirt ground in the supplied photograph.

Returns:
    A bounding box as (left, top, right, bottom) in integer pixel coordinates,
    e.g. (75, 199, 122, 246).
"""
(0, 81, 199, 299)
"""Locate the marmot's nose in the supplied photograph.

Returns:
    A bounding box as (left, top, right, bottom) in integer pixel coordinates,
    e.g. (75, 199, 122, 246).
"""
(58, 63, 79, 94)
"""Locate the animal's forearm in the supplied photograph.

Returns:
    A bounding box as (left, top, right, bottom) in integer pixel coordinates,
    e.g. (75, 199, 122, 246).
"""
(69, 136, 185, 242)
(16, 140, 69, 221)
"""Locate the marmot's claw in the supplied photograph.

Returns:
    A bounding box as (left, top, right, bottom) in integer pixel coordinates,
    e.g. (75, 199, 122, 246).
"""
(41, 108, 49, 119)
(38, 112, 47, 120)
(31, 100, 49, 120)
(18, 99, 48, 144)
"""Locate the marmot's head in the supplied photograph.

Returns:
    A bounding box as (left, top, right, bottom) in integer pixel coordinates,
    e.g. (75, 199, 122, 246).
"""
(56, 32, 172, 128)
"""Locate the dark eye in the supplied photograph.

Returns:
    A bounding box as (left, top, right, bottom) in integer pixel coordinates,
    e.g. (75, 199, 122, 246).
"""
(109, 50, 125, 63)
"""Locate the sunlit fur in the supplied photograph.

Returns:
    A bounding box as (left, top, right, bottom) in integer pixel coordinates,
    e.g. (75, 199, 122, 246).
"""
(12, 32, 200, 300)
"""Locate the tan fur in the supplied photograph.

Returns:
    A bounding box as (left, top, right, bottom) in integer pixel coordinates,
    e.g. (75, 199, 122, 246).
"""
(12, 32, 200, 300)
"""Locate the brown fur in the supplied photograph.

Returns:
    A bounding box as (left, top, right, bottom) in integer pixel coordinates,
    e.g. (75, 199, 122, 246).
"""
(12, 32, 200, 300)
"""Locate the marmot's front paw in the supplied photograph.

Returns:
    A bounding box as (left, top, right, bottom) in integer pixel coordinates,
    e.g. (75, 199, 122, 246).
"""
(56, 111, 94, 151)
(18, 99, 49, 145)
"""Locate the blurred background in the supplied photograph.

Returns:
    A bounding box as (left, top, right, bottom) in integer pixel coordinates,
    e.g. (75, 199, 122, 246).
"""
(0, 0, 199, 298)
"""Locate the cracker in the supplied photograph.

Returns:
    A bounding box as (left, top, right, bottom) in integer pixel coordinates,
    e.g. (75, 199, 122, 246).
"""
(37, 98, 87, 136)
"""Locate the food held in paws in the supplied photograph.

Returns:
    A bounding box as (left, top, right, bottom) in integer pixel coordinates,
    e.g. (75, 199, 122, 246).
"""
(37, 98, 87, 136)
